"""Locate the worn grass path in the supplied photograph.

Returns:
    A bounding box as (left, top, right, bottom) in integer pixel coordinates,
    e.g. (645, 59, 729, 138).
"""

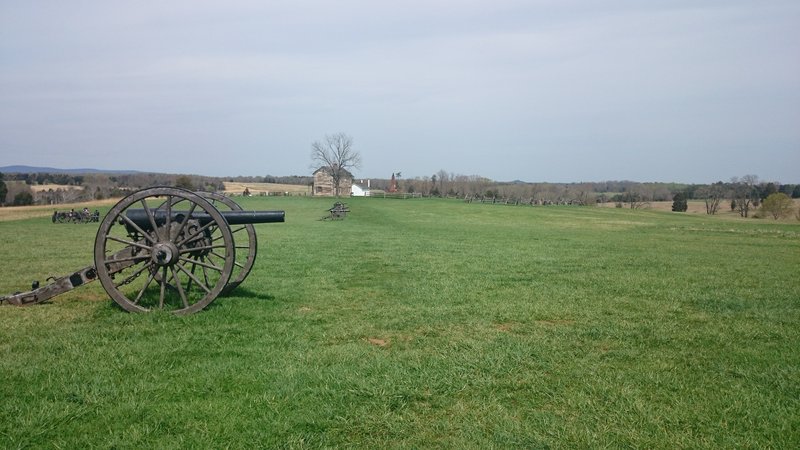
(1, 197, 798, 448)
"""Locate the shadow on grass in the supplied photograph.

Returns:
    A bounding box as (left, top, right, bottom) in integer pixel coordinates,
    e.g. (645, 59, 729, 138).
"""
(203, 287, 277, 311)
(223, 287, 276, 302)
(85, 288, 277, 319)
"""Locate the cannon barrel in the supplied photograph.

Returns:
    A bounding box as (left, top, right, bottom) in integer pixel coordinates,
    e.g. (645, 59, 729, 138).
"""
(125, 209, 285, 230)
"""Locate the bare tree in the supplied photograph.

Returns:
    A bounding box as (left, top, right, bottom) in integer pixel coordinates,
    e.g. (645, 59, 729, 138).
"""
(311, 133, 362, 197)
(621, 187, 649, 209)
(731, 175, 758, 217)
(571, 183, 595, 205)
(697, 182, 725, 215)
(436, 169, 450, 195)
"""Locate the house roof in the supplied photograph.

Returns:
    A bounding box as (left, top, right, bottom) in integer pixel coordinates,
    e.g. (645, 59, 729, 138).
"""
(313, 166, 354, 178)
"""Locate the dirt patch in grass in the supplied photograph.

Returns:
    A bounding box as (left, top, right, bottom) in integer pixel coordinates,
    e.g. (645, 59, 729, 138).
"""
(494, 322, 517, 332)
(367, 337, 389, 347)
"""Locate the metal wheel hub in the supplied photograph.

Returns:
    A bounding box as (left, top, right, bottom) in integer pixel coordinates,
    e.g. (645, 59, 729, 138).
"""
(151, 242, 179, 266)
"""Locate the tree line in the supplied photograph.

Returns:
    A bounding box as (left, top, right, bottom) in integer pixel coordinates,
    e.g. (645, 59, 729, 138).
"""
(0, 172, 217, 206)
(379, 171, 799, 209)
(0, 171, 319, 206)
(1, 170, 798, 220)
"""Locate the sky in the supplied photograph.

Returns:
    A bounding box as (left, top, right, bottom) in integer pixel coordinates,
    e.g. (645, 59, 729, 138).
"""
(1, 1, 798, 183)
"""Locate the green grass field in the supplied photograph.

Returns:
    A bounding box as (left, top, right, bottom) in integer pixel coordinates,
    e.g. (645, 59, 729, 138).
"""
(1, 197, 798, 448)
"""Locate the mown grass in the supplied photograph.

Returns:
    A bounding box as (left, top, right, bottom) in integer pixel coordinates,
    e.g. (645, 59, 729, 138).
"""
(1, 197, 798, 448)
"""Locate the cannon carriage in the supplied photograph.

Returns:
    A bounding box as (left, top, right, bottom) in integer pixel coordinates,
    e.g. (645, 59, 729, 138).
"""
(2, 187, 284, 315)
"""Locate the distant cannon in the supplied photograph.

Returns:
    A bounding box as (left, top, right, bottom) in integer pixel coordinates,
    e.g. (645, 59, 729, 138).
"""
(1, 187, 285, 315)
(325, 201, 350, 220)
(52, 209, 100, 223)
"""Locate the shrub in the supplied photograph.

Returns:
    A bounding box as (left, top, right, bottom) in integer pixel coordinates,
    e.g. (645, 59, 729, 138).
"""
(760, 193, 794, 220)
(12, 191, 34, 206)
(671, 193, 688, 212)
(175, 176, 194, 190)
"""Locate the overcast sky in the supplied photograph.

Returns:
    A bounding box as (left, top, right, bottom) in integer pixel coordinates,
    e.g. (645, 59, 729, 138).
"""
(1, 1, 798, 183)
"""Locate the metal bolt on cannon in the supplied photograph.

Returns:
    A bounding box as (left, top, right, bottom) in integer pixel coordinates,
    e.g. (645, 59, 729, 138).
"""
(0, 187, 285, 315)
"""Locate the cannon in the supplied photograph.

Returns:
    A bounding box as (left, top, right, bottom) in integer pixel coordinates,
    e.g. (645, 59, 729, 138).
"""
(325, 201, 350, 220)
(1, 187, 284, 315)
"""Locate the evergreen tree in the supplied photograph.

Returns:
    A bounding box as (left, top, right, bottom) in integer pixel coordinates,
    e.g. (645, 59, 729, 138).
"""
(12, 191, 33, 206)
(761, 182, 777, 199)
(175, 175, 194, 190)
(0, 172, 7, 205)
(671, 192, 688, 212)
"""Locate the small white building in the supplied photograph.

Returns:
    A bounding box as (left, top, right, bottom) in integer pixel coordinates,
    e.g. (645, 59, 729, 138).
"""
(351, 183, 370, 197)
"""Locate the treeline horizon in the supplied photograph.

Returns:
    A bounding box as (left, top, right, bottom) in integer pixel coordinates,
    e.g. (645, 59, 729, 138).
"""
(1, 170, 798, 208)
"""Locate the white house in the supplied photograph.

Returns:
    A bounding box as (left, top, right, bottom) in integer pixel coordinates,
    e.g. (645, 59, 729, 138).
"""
(351, 183, 371, 197)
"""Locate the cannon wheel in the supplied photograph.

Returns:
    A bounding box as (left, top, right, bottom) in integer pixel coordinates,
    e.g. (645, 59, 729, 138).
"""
(94, 187, 235, 315)
(162, 192, 257, 294)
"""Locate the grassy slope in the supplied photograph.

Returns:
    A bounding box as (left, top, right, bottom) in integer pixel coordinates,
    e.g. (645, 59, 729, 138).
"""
(1, 198, 798, 448)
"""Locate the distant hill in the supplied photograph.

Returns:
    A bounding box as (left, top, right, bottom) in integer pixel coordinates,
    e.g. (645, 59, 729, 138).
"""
(0, 165, 140, 175)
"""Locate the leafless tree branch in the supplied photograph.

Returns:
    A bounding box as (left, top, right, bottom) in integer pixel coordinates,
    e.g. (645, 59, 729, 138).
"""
(311, 133, 361, 197)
